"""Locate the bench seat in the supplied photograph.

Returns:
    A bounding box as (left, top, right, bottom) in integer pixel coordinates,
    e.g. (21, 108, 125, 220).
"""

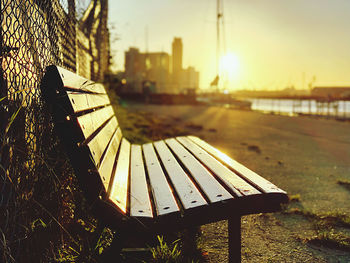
(41, 65, 288, 262)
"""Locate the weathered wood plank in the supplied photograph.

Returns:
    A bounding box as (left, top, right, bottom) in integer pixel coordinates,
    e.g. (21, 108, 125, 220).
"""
(77, 105, 115, 139)
(142, 143, 180, 216)
(98, 128, 122, 190)
(188, 136, 286, 195)
(57, 66, 107, 94)
(130, 145, 153, 218)
(67, 92, 110, 113)
(165, 138, 233, 204)
(87, 117, 118, 166)
(176, 137, 261, 197)
(109, 138, 131, 213)
(153, 140, 207, 210)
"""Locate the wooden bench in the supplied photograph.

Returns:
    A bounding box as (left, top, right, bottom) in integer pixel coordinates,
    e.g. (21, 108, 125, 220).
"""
(40, 65, 288, 263)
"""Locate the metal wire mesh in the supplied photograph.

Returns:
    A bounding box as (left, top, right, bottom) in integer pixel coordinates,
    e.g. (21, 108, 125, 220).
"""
(0, 0, 109, 261)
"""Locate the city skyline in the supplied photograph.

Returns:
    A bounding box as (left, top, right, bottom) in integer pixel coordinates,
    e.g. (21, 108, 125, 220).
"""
(109, 0, 350, 91)
(124, 37, 199, 94)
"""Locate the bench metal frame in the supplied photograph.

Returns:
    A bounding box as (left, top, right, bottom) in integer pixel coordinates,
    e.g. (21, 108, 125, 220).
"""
(41, 65, 288, 263)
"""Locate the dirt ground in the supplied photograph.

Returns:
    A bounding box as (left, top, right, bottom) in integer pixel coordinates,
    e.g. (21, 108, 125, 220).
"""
(122, 102, 350, 263)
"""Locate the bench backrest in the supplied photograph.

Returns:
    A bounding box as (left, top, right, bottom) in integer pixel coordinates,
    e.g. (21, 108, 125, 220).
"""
(41, 65, 122, 202)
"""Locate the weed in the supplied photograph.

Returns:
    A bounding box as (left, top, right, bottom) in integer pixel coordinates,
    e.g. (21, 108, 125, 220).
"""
(95, 228, 114, 255)
(150, 235, 182, 263)
(0, 87, 31, 103)
(289, 194, 301, 202)
(55, 245, 81, 262)
(30, 218, 47, 231)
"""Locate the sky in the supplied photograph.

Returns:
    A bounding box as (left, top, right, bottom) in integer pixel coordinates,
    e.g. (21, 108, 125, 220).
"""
(108, 0, 350, 91)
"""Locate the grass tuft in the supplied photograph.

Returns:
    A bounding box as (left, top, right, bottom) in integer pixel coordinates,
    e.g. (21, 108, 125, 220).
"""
(288, 194, 301, 202)
(150, 235, 182, 263)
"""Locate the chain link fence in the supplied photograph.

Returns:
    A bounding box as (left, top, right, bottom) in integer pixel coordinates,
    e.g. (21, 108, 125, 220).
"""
(0, 0, 110, 261)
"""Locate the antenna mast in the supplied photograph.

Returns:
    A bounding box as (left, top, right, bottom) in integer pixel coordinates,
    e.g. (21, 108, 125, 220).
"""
(217, 0, 225, 90)
(210, 0, 224, 89)
(216, 0, 221, 77)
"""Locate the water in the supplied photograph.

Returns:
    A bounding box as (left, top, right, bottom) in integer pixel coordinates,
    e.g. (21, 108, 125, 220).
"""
(247, 98, 350, 118)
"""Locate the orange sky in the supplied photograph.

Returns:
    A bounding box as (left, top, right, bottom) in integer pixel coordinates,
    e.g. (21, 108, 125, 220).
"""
(109, 0, 350, 90)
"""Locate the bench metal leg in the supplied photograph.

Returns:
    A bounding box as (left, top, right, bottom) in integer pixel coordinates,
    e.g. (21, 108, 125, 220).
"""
(228, 215, 241, 263)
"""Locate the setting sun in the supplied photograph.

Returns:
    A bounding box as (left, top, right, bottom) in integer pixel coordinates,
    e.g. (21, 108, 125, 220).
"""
(219, 52, 241, 89)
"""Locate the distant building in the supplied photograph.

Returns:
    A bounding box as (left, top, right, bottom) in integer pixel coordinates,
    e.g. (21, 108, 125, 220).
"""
(124, 37, 199, 94)
(124, 48, 171, 93)
(312, 87, 350, 98)
(181, 66, 200, 92)
(172, 37, 183, 88)
(124, 48, 146, 92)
(146, 52, 171, 93)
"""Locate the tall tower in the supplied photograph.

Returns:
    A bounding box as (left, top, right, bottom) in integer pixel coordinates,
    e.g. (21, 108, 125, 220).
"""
(172, 37, 183, 87)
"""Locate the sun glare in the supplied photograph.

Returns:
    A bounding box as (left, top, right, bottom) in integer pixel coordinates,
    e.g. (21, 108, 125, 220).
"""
(219, 53, 240, 82)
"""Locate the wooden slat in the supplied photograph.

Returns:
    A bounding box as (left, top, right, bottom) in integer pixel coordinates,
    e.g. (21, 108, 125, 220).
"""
(142, 143, 180, 216)
(176, 137, 261, 197)
(87, 117, 118, 166)
(77, 106, 115, 139)
(98, 128, 122, 190)
(109, 138, 131, 213)
(57, 66, 107, 94)
(130, 145, 153, 218)
(78, 83, 106, 94)
(165, 138, 233, 203)
(67, 92, 110, 113)
(153, 140, 207, 210)
(188, 136, 287, 194)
